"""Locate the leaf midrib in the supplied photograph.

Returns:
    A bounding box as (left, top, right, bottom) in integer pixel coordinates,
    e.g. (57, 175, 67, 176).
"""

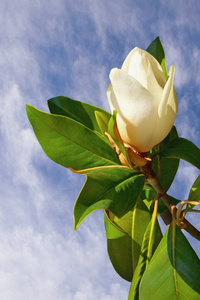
(29, 105, 118, 166)
(89, 173, 140, 204)
(172, 222, 178, 300)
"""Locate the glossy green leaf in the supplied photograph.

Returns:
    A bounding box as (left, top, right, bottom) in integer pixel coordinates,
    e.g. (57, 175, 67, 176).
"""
(26, 105, 119, 170)
(48, 96, 111, 135)
(104, 198, 162, 285)
(158, 137, 200, 170)
(104, 211, 127, 240)
(105, 214, 134, 282)
(139, 224, 200, 300)
(141, 186, 180, 216)
(146, 36, 168, 79)
(104, 199, 151, 282)
(95, 110, 110, 136)
(185, 175, 200, 213)
(74, 166, 145, 229)
(151, 126, 179, 191)
(128, 218, 162, 300)
(188, 175, 200, 202)
(152, 156, 179, 191)
(108, 110, 129, 162)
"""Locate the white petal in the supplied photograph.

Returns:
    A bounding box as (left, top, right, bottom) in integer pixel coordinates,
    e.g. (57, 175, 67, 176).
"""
(145, 57, 165, 106)
(122, 47, 166, 88)
(122, 48, 166, 107)
(146, 65, 178, 150)
(107, 68, 158, 152)
(128, 50, 148, 90)
(121, 47, 139, 73)
(158, 65, 177, 116)
(106, 83, 114, 113)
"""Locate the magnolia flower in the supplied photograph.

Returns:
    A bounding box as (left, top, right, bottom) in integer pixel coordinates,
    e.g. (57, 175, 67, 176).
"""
(107, 47, 178, 153)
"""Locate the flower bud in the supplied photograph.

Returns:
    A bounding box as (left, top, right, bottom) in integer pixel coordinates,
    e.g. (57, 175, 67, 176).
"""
(107, 47, 178, 153)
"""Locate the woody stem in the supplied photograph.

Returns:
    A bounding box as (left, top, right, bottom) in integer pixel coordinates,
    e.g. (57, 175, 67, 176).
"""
(141, 163, 200, 241)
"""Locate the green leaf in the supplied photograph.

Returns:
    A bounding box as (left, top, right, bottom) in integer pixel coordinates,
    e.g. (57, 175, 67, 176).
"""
(139, 224, 200, 300)
(128, 218, 162, 300)
(95, 110, 110, 136)
(104, 199, 152, 282)
(151, 126, 179, 191)
(104, 211, 127, 240)
(74, 166, 145, 229)
(48, 96, 111, 135)
(188, 175, 200, 202)
(186, 175, 200, 212)
(158, 137, 200, 170)
(26, 105, 119, 170)
(152, 157, 179, 192)
(105, 214, 134, 282)
(108, 110, 129, 162)
(146, 36, 168, 79)
(141, 186, 180, 216)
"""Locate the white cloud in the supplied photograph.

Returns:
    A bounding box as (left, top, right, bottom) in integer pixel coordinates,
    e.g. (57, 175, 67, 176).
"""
(0, 73, 128, 300)
(65, 0, 142, 46)
(175, 93, 199, 144)
(0, 223, 128, 300)
(1, 1, 200, 299)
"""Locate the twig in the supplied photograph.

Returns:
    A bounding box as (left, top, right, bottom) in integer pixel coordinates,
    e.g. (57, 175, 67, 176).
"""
(141, 163, 200, 241)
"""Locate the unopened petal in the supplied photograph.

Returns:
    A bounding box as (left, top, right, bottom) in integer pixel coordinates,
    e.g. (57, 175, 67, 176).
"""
(107, 68, 158, 152)
(158, 65, 177, 116)
(145, 57, 165, 106)
(146, 65, 178, 150)
(121, 47, 139, 73)
(128, 50, 148, 89)
(122, 48, 166, 107)
(122, 47, 166, 89)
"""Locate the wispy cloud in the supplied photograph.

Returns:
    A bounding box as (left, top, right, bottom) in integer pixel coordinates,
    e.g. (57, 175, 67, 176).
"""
(0, 222, 129, 300)
(1, 0, 200, 298)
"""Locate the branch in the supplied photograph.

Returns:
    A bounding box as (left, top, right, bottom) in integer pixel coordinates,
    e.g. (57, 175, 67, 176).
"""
(141, 163, 200, 241)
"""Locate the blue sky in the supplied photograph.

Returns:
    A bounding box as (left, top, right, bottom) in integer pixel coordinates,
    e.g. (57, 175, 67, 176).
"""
(1, 0, 200, 299)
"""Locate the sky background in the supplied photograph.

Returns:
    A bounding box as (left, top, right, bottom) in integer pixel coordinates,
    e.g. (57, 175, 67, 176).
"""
(1, 1, 200, 299)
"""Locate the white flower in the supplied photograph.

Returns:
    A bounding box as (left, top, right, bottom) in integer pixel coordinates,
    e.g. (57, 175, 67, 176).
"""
(107, 47, 178, 153)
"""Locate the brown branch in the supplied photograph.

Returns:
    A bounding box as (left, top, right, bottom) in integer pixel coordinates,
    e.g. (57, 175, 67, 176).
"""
(141, 163, 200, 241)
(160, 210, 172, 226)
